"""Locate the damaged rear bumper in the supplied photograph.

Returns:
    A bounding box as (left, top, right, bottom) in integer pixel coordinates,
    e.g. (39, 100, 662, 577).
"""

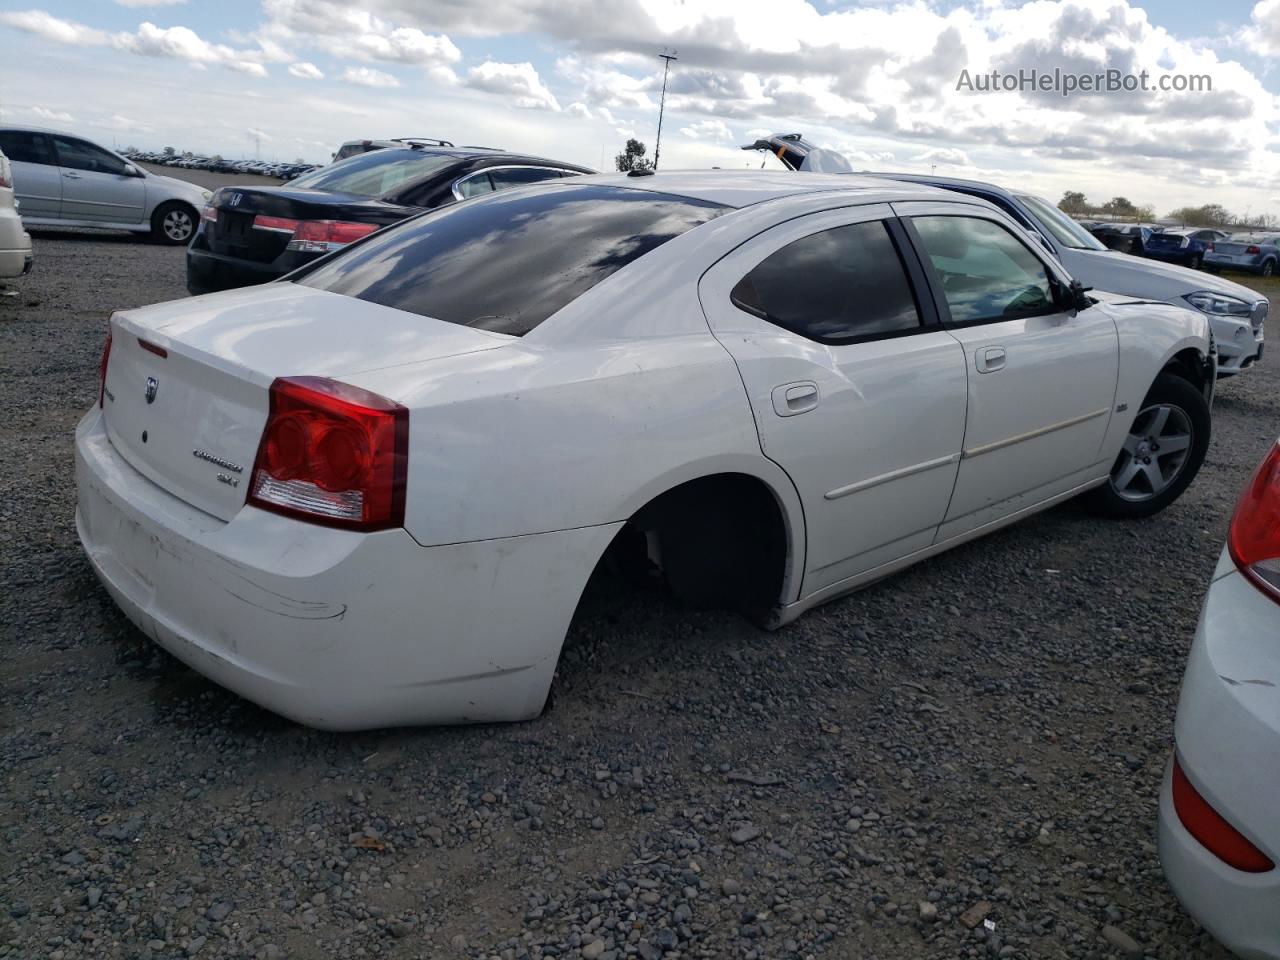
(75, 407, 620, 730)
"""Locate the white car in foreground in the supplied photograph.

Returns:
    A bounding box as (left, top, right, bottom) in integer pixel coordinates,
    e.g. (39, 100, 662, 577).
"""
(0, 146, 33, 279)
(1160, 439, 1280, 958)
(76, 172, 1215, 729)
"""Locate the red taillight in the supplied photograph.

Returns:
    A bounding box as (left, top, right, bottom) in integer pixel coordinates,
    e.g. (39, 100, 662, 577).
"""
(98, 330, 112, 408)
(286, 220, 378, 253)
(201, 204, 218, 223)
(252, 214, 301, 234)
(1228, 440, 1280, 604)
(0, 168, 11, 189)
(1172, 756, 1274, 872)
(1247, 245, 1262, 254)
(137, 337, 167, 358)
(247, 377, 407, 531)
(1207, 242, 1215, 251)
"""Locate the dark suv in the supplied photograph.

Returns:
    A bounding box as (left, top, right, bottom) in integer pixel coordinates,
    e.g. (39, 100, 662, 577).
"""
(186, 144, 593, 294)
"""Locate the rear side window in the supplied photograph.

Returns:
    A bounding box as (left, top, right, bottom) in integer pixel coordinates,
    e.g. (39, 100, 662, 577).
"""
(290, 149, 456, 197)
(488, 167, 564, 189)
(297, 184, 725, 336)
(912, 215, 1056, 325)
(730, 221, 921, 343)
(0, 130, 54, 165)
(51, 135, 128, 176)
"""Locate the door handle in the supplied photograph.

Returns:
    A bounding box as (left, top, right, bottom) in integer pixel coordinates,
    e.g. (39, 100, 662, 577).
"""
(976, 346, 1006, 374)
(62, 172, 82, 179)
(771, 381, 820, 417)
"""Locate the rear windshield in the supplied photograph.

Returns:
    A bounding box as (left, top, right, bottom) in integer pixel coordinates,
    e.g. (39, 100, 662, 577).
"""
(290, 149, 456, 197)
(296, 183, 726, 336)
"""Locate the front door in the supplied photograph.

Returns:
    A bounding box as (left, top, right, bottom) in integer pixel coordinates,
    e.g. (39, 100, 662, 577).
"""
(0, 129, 62, 219)
(895, 203, 1119, 540)
(699, 204, 969, 596)
(50, 135, 146, 225)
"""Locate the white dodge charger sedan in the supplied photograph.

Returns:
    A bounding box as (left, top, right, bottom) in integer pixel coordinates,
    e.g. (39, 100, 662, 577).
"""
(75, 172, 1216, 729)
(1159, 438, 1280, 959)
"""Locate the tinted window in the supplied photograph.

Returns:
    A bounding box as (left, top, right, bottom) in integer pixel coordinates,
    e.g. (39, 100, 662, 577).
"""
(1016, 194, 1106, 250)
(488, 167, 565, 190)
(912, 216, 1056, 325)
(298, 184, 725, 336)
(730, 221, 921, 342)
(290, 149, 456, 197)
(51, 136, 128, 175)
(455, 172, 494, 198)
(0, 130, 54, 165)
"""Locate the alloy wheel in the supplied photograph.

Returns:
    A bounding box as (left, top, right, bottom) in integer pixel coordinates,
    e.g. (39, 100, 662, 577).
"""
(1109, 403, 1194, 502)
(164, 209, 193, 242)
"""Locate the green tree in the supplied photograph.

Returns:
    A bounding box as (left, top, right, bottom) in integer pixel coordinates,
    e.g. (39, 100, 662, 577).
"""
(1058, 190, 1089, 215)
(1101, 196, 1136, 218)
(162, 146, 176, 156)
(615, 138, 653, 173)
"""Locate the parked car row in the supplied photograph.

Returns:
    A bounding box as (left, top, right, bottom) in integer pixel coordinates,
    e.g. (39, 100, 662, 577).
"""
(1077, 215, 1279, 280)
(123, 151, 320, 181)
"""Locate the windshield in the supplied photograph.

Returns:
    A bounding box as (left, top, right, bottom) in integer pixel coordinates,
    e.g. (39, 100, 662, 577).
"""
(296, 183, 726, 336)
(1016, 194, 1106, 251)
(289, 149, 456, 197)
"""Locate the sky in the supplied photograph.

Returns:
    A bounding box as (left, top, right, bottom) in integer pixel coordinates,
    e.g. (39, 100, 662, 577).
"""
(1, 0, 1278, 218)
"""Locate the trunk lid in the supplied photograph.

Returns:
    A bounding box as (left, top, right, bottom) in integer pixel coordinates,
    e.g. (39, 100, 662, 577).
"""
(206, 186, 410, 263)
(102, 283, 513, 521)
(1213, 238, 1265, 256)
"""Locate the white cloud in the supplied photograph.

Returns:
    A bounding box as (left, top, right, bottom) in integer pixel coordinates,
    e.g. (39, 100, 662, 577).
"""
(340, 66, 400, 88)
(427, 64, 458, 85)
(30, 106, 75, 123)
(2, 10, 270, 76)
(288, 61, 324, 79)
(566, 102, 592, 118)
(913, 147, 971, 166)
(101, 114, 153, 133)
(466, 61, 560, 111)
(680, 119, 734, 141)
(115, 0, 187, 7)
(247, 127, 273, 142)
(1241, 0, 1280, 55)
(0, 9, 108, 45)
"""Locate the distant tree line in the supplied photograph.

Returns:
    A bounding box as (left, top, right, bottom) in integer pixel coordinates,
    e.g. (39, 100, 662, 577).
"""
(1058, 190, 1278, 229)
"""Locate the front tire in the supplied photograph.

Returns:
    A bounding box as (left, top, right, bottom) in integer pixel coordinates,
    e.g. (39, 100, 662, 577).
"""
(1188, 252, 1202, 270)
(151, 202, 196, 245)
(1262, 259, 1276, 278)
(1087, 373, 1210, 519)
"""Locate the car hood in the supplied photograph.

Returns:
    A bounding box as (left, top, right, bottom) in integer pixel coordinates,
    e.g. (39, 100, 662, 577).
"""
(1067, 247, 1263, 305)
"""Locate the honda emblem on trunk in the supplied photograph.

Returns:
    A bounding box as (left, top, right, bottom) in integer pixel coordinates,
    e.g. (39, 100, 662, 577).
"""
(145, 377, 158, 404)
(228, 191, 242, 207)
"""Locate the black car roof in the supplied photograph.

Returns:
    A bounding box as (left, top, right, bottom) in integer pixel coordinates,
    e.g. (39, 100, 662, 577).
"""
(379, 144, 592, 170)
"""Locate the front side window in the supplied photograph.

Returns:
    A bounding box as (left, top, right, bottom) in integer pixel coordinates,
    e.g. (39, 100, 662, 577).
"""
(290, 149, 456, 197)
(730, 220, 921, 343)
(0, 130, 54, 165)
(912, 216, 1057, 325)
(297, 184, 725, 336)
(51, 136, 128, 175)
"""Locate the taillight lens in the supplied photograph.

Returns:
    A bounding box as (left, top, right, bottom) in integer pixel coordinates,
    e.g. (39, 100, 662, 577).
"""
(1228, 440, 1280, 604)
(1172, 756, 1274, 872)
(1247, 245, 1261, 254)
(98, 330, 112, 408)
(286, 220, 378, 253)
(252, 214, 301, 234)
(1207, 242, 1215, 251)
(248, 377, 407, 531)
(201, 204, 218, 223)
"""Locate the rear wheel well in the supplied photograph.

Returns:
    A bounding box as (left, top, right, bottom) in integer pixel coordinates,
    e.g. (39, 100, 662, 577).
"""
(598, 474, 788, 623)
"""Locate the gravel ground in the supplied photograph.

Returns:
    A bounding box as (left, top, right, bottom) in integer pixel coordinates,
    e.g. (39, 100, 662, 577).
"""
(1, 235, 1276, 960)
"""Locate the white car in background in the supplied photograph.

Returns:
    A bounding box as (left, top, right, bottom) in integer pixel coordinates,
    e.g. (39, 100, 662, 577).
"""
(0, 127, 210, 245)
(0, 146, 33, 279)
(1160, 438, 1280, 959)
(76, 171, 1215, 730)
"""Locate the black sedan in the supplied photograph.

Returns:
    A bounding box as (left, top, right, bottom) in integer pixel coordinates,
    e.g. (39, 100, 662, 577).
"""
(186, 145, 592, 294)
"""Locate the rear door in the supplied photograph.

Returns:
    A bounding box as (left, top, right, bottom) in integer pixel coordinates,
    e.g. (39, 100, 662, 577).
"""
(699, 204, 968, 594)
(0, 130, 62, 219)
(895, 202, 1119, 540)
(50, 134, 146, 224)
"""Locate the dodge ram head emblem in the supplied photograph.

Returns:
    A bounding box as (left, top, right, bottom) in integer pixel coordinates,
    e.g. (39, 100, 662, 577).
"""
(144, 377, 158, 404)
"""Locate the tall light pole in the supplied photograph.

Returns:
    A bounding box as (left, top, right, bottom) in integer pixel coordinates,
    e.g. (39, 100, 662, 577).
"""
(653, 50, 677, 171)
